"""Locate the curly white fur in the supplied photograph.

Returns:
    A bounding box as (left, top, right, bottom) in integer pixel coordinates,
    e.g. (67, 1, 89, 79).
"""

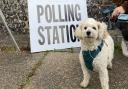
(75, 18, 114, 89)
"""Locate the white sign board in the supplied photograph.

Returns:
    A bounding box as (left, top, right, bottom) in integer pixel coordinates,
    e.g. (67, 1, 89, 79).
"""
(28, 0, 87, 52)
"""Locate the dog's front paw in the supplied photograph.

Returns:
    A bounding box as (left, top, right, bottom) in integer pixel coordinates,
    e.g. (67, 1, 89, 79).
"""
(80, 81, 88, 88)
(107, 63, 112, 70)
(107, 66, 112, 70)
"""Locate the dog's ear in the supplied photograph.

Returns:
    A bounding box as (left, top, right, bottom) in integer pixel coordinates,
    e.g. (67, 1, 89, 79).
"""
(74, 23, 83, 39)
(97, 22, 108, 39)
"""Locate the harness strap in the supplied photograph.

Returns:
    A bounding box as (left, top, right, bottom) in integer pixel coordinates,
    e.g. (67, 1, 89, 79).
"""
(82, 40, 104, 71)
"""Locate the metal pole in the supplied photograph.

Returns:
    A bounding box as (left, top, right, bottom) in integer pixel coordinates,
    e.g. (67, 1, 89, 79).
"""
(0, 9, 20, 51)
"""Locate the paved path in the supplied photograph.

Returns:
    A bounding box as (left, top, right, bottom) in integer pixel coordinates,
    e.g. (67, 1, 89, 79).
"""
(0, 49, 128, 89)
(0, 52, 46, 89)
(24, 50, 128, 89)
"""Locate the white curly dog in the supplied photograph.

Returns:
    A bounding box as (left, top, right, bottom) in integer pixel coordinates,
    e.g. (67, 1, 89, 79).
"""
(75, 18, 114, 89)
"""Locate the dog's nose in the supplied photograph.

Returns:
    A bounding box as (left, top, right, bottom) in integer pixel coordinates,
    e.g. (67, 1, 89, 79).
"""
(86, 31, 91, 36)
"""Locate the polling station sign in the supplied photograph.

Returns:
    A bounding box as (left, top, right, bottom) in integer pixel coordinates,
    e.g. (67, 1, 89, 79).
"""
(28, 0, 87, 52)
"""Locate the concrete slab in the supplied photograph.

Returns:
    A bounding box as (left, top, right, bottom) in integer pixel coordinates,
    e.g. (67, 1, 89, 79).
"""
(23, 52, 82, 89)
(23, 51, 128, 89)
(0, 51, 46, 89)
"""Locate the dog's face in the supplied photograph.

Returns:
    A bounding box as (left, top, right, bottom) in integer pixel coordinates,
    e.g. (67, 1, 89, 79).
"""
(81, 21, 99, 39)
(75, 18, 107, 40)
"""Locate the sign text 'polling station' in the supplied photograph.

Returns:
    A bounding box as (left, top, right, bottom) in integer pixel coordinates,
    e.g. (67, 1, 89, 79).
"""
(28, 0, 87, 52)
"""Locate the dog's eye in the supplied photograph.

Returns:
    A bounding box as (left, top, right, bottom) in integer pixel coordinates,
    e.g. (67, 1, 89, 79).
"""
(84, 27, 87, 30)
(92, 27, 96, 30)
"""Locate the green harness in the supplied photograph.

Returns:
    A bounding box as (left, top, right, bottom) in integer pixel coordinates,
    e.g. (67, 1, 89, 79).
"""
(82, 41, 104, 71)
